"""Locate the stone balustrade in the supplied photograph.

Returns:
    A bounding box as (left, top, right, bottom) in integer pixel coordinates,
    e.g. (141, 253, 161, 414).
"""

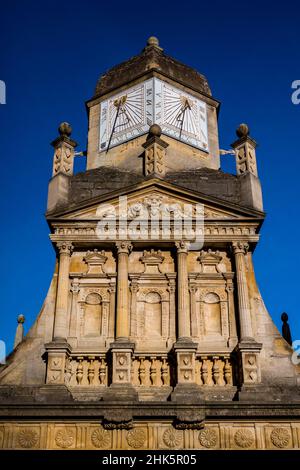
(64, 354, 107, 386)
(131, 355, 172, 387)
(195, 355, 234, 386)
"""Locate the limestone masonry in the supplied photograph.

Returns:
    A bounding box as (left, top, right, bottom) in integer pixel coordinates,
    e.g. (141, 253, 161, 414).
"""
(1, 37, 299, 451)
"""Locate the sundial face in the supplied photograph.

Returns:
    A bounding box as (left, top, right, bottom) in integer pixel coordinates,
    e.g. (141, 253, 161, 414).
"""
(99, 77, 209, 152)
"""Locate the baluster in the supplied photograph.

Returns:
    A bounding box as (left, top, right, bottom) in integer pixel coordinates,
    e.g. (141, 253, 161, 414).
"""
(150, 357, 157, 385)
(212, 356, 220, 385)
(138, 357, 146, 385)
(224, 358, 232, 385)
(201, 356, 208, 385)
(76, 357, 84, 385)
(99, 358, 106, 385)
(198, 359, 203, 385)
(65, 357, 73, 384)
(88, 357, 95, 385)
(161, 358, 168, 386)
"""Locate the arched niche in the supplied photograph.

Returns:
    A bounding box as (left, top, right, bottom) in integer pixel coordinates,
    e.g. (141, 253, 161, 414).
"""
(144, 291, 162, 337)
(203, 292, 222, 335)
(83, 292, 102, 337)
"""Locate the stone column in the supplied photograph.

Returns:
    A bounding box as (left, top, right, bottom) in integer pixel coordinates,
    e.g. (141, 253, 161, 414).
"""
(175, 240, 191, 340)
(115, 241, 132, 340)
(53, 241, 73, 341)
(105, 241, 137, 399)
(232, 242, 262, 394)
(232, 241, 253, 341)
(173, 242, 198, 399)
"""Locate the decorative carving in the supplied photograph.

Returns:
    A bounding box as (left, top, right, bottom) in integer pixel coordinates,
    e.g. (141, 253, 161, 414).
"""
(55, 428, 74, 448)
(17, 429, 39, 448)
(270, 428, 291, 448)
(56, 241, 73, 256)
(103, 410, 133, 430)
(234, 429, 254, 448)
(0, 429, 4, 448)
(162, 428, 183, 448)
(175, 240, 190, 253)
(198, 249, 225, 274)
(175, 410, 205, 430)
(199, 429, 218, 448)
(91, 428, 111, 448)
(84, 249, 108, 274)
(140, 249, 164, 274)
(126, 428, 146, 449)
(232, 241, 249, 255)
(116, 241, 133, 254)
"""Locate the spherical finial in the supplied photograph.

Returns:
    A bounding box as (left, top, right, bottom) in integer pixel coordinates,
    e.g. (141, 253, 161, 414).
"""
(58, 122, 72, 137)
(149, 123, 162, 137)
(236, 123, 249, 138)
(147, 36, 159, 47)
(281, 312, 289, 322)
(17, 314, 25, 324)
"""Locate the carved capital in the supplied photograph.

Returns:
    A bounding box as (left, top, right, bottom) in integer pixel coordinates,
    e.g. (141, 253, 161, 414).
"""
(71, 279, 80, 294)
(116, 241, 133, 255)
(175, 240, 190, 254)
(232, 241, 249, 255)
(56, 241, 73, 256)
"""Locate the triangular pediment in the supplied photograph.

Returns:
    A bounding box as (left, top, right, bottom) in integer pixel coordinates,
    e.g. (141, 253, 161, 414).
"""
(48, 179, 263, 222)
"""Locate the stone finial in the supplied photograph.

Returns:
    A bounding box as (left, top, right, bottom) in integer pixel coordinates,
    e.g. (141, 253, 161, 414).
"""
(142, 124, 168, 177)
(14, 314, 25, 349)
(51, 122, 77, 177)
(58, 122, 72, 137)
(281, 312, 292, 346)
(145, 36, 163, 51)
(236, 123, 249, 138)
(231, 123, 258, 177)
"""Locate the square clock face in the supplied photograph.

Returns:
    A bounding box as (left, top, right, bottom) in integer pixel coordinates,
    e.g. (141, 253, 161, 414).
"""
(99, 78, 208, 152)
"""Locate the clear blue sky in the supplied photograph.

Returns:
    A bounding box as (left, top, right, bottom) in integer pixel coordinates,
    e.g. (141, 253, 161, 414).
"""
(0, 0, 299, 353)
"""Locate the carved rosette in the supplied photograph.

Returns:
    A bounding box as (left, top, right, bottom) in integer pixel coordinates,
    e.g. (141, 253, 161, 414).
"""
(270, 428, 291, 448)
(234, 429, 254, 448)
(162, 428, 183, 448)
(198, 429, 218, 448)
(55, 428, 75, 448)
(126, 428, 146, 449)
(17, 429, 39, 448)
(91, 428, 111, 448)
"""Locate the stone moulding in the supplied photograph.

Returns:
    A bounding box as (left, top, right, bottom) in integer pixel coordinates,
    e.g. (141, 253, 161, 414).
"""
(0, 420, 299, 450)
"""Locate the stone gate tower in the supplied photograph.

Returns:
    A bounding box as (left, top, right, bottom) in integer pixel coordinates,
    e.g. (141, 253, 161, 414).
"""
(1, 37, 300, 451)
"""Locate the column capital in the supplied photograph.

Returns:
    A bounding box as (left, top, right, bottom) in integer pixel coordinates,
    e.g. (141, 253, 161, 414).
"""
(56, 241, 73, 255)
(175, 240, 190, 254)
(70, 279, 80, 294)
(232, 241, 249, 255)
(115, 241, 133, 254)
